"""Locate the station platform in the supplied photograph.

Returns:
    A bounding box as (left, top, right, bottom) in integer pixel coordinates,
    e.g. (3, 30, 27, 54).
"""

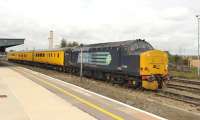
(0, 62, 166, 120)
(0, 64, 96, 120)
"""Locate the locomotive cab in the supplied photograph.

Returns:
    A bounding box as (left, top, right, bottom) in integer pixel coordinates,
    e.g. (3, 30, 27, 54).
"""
(140, 50, 168, 90)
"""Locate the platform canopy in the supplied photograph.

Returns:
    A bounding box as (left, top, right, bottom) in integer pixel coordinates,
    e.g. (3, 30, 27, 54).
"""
(0, 38, 25, 52)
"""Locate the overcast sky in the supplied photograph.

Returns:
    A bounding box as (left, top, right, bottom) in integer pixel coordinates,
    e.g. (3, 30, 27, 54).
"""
(0, 0, 200, 54)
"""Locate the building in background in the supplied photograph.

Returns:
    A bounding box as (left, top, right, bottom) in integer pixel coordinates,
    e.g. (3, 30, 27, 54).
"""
(189, 59, 200, 68)
(0, 38, 24, 59)
(48, 30, 53, 49)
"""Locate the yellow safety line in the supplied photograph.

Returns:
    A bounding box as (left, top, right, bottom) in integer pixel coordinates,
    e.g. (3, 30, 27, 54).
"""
(31, 74, 124, 120)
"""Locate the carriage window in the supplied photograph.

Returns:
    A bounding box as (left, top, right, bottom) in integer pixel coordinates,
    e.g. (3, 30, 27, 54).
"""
(57, 53, 59, 58)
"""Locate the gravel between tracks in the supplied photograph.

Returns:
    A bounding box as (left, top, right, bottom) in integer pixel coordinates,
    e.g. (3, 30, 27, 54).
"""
(5, 62, 200, 120)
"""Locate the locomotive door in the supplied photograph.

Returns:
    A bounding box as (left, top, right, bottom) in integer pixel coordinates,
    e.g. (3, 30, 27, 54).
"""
(118, 46, 122, 67)
(64, 50, 71, 66)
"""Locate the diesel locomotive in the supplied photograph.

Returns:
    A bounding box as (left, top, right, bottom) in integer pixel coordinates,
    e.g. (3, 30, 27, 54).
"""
(7, 39, 168, 90)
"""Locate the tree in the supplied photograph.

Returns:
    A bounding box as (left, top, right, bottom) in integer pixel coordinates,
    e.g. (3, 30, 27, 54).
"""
(174, 55, 181, 65)
(61, 38, 67, 48)
(72, 41, 79, 47)
(60, 38, 80, 48)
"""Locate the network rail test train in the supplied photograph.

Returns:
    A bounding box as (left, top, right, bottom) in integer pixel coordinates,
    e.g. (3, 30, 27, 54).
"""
(7, 39, 168, 90)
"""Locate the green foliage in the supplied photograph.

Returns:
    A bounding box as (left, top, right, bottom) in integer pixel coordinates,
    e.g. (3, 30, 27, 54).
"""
(61, 38, 67, 48)
(169, 54, 189, 66)
(170, 68, 198, 79)
(68, 41, 79, 47)
(174, 55, 181, 65)
(183, 59, 189, 65)
(60, 38, 79, 48)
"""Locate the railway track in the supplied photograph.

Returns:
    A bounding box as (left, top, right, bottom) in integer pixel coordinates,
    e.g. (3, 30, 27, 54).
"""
(156, 88, 200, 106)
(157, 77, 200, 106)
(167, 83, 200, 94)
(167, 77, 200, 94)
(172, 77, 200, 85)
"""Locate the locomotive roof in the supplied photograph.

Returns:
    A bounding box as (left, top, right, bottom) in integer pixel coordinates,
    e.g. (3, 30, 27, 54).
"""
(83, 39, 153, 49)
(9, 39, 153, 53)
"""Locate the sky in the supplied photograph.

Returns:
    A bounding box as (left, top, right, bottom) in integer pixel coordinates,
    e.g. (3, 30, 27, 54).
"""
(0, 0, 199, 55)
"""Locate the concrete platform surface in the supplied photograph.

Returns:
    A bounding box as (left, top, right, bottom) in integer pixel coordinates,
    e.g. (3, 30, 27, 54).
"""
(0, 61, 167, 120)
(0, 79, 29, 120)
(0, 66, 96, 120)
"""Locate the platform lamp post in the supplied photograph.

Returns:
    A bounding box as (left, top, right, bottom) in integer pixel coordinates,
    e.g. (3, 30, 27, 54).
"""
(80, 44, 83, 80)
(196, 15, 200, 77)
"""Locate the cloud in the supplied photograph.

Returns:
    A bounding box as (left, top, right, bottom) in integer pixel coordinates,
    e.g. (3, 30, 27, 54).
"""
(0, 0, 199, 55)
(162, 7, 190, 20)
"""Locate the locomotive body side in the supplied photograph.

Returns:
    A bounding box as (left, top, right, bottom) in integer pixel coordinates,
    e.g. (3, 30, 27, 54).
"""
(70, 46, 141, 76)
(67, 40, 168, 90)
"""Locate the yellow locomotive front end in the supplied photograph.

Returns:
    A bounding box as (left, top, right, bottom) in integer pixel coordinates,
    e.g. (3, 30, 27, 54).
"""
(140, 50, 168, 90)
